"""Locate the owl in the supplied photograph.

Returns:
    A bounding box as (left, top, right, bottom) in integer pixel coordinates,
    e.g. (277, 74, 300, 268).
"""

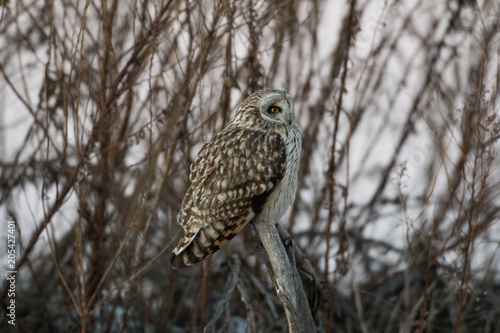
(171, 89, 301, 269)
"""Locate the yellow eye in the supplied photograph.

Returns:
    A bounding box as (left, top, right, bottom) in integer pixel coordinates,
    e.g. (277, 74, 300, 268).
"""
(269, 106, 281, 113)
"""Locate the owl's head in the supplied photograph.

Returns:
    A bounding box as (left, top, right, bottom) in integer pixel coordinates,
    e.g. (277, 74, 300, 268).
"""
(233, 89, 296, 127)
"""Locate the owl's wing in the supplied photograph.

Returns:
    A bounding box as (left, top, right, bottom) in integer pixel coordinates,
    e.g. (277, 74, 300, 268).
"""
(171, 127, 286, 269)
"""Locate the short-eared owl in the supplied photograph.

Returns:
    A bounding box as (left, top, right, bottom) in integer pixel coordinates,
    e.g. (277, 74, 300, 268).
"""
(171, 89, 301, 269)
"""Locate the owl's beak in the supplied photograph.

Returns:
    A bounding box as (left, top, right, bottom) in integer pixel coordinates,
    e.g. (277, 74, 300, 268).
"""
(287, 112, 297, 126)
(278, 112, 293, 126)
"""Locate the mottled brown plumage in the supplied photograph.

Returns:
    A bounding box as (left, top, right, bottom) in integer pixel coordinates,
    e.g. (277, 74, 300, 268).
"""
(171, 89, 301, 269)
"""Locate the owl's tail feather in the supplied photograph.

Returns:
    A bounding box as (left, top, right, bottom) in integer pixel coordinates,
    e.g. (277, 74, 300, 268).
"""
(171, 213, 254, 269)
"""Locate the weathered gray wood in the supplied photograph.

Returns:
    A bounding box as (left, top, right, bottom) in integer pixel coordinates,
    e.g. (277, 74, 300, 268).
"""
(253, 219, 316, 333)
(277, 223, 323, 312)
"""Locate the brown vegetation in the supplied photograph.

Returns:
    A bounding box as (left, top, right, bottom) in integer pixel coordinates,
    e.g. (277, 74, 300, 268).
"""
(0, 0, 499, 332)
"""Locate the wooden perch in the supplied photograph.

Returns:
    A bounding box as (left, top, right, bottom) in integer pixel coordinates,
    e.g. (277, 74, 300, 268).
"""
(253, 219, 316, 332)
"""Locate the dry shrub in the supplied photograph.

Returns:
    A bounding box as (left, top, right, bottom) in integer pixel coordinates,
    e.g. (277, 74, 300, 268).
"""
(0, 0, 499, 332)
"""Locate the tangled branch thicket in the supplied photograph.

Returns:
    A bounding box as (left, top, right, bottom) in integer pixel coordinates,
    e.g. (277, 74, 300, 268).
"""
(1, 0, 499, 332)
